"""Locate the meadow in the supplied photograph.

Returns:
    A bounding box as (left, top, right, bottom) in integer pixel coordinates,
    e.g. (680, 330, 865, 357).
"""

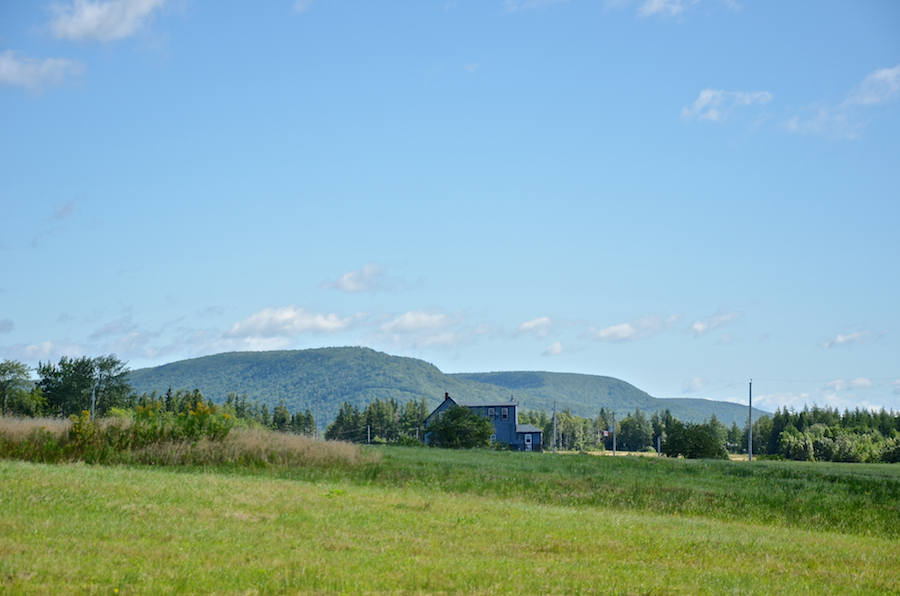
(1, 422, 899, 595)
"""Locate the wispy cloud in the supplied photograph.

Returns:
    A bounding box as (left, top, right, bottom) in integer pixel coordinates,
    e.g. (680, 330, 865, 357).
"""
(90, 316, 138, 339)
(785, 107, 861, 140)
(517, 316, 552, 339)
(369, 309, 488, 351)
(542, 341, 564, 356)
(682, 89, 772, 122)
(0, 340, 86, 363)
(0, 320, 13, 334)
(464, 63, 480, 74)
(292, 0, 314, 15)
(690, 306, 741, 337)
(321, 263, 395, 293)
(588, 313, 682, 342)
(53, 200, 78, 221)
(682, 377, 707, 393)
(225, 305, 358, 339)
(49, 0, 167, 42)
(787, 63, 900, 139)
(504, 0, 568, 13)
(822, 330, 872, 348)
(825, 378, 871, 392)
(0, 50, 84, 94)
(639, 0, 695, 18)
(842, 64, 900, 107)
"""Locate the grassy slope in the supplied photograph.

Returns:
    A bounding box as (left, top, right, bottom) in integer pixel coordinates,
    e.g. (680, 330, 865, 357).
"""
(2, 447, 899, 595)
(128, 347, 765, 425)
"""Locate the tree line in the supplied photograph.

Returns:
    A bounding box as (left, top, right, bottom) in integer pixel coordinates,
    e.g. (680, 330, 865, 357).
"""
(0, 356, 316, 435)
(324, 397, 430, 443)
(4, 356, 899, 461)
(520, 404, 900, 462)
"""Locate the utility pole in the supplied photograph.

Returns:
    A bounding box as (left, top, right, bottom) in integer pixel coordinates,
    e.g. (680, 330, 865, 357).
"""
(612, 410, 617, 456)
(748, 379, 753, 462)
(316, 384, 320, 441)
(552, 401, 557, 454)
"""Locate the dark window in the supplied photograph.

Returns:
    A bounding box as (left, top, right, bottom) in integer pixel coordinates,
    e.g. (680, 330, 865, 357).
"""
(501, 407, 508, 420)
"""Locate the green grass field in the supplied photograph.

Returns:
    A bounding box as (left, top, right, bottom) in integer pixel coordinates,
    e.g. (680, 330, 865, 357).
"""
(2, 440, 899, 595)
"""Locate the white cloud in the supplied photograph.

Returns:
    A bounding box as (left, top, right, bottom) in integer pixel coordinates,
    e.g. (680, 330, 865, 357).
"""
(293, 0, 314, 14)
(825, 378, 872, 392)
(639, 0, 694, 18)
(785, 107, 861, 140)
(822, 331, 871, 348)
(787, 64, 900, 140)
(682, 88, 772, 122)
(464, 63, 480, 74)
(321, 263, 392, 293)
(518, 316, 552, 339)
(890, 380, 900, 396)
(49, 0, 167, 42)
(0, 340, 86, 363)
(0, 50, 84, 94)
(542, 341, 564, 356)
(682, 377, 706, 393)
(690, 306, 741, 337)
(715, 333, 733, 345)
(504, 0, 568, 13)
(843, 64, 900, 107)
(225, 306, 356, 338)
(588, 313, 682, 342)
(374, 309, 478, 350)
(381, 310, 451, 334)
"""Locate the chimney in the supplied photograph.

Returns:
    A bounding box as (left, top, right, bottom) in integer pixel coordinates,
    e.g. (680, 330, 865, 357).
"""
(445, 392, 450, 400)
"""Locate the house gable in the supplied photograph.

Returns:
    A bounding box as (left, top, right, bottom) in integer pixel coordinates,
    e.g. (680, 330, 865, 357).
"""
(424, 393, 542, 451)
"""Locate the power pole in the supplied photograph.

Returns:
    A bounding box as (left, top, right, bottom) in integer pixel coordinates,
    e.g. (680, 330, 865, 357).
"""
(552, 401, 557, 454)
(316, 383, 320, 441)
(748, 379, 753, 462)
(612, 410, 617, 456)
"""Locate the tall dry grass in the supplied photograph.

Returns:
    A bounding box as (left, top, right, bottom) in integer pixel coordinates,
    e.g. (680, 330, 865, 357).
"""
(0, 416, 69, 442)
(130, 427, 373, 468)
(0, 415, 374, 469)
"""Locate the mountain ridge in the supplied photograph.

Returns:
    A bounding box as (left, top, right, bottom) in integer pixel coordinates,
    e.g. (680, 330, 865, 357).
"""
(127, 347, 764, 427)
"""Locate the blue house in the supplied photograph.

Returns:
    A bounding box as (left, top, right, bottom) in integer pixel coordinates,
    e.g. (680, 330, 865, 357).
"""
(424, 392, 543, 451)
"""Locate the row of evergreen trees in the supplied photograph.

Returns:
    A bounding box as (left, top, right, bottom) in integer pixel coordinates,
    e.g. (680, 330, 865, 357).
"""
(324, 397, 430, 443)
(135, 389, 317, 436)
(519, 404, 900, 462)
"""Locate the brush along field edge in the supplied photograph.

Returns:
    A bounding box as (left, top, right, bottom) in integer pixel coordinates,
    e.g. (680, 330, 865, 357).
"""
(1, 461, 898, 595)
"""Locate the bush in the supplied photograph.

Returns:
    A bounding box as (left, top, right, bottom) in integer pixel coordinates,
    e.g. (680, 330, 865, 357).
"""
(662, 421, 727, 459)
(427, 406, 494, 449)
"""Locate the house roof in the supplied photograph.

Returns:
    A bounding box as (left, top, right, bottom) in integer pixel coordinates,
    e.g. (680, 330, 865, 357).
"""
(516, 424, 543, 434)
(457, 401, 517, 408)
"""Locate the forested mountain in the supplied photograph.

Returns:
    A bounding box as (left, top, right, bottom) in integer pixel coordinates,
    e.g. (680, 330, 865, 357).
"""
(128, 347, 764, 427)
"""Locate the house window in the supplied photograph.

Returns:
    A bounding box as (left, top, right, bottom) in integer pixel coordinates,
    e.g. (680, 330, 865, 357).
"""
(488, 407, 495, 417)
(501, 407, 508, 420)
(490, 433, 497, 443)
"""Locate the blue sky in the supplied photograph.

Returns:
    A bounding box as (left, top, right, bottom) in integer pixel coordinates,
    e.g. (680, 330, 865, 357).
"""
(2, 0, 898, 413)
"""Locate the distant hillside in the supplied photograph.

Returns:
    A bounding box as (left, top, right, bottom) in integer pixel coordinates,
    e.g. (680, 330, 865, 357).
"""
(128, 347, 765, 428)
(454, 371, 760, 427)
